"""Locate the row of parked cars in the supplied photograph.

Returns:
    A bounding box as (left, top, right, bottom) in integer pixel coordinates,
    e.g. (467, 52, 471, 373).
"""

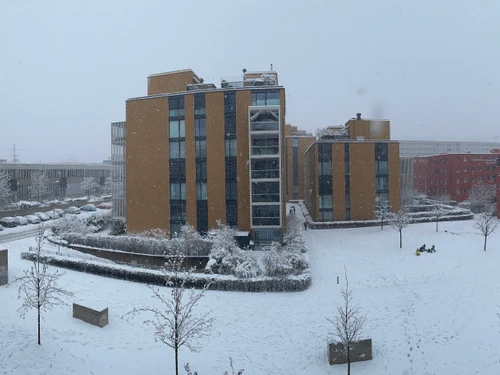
(0, 203, 105, 231)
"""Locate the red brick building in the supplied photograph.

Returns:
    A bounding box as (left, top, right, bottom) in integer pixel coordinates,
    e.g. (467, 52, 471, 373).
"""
(414, 152, 500, 202)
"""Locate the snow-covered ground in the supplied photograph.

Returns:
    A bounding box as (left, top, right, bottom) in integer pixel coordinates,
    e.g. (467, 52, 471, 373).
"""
(1, 210, 500, 374)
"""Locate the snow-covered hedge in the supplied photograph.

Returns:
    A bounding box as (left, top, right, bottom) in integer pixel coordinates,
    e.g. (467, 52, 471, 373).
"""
(20, 252, 311, 292)
(51, 212, 111, 235)
(58, 224, 211, 256)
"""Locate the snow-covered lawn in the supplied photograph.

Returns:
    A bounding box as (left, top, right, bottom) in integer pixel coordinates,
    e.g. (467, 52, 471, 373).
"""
(1, 213, 500, 374)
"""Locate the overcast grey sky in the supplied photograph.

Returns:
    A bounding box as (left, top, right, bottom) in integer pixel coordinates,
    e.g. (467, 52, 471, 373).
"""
(1, 0, 499, 163)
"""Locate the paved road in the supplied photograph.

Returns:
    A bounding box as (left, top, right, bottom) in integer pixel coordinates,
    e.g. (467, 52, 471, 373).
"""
(0, 227, 41, 244)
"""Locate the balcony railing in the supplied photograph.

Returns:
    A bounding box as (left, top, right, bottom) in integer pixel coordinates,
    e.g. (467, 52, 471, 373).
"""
(250, 121, 279, 132)
(251, 146, 280, 156)
(251, 169, 280, 179)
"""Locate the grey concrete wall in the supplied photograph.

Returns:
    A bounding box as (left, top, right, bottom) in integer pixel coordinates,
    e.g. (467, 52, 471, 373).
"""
(328, 339, 372, 365)
(73, 303, 108, 328)
(0, 249, 7, 286)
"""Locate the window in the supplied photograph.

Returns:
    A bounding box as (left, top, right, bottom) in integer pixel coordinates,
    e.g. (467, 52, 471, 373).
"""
(224, 115, 236, 136)
(375, 143, 388, 161)
(376, 176, 389, 192)
(252, 205, 280, 226)
(251, 90, 280, 106)
(319, 161, 332, 175)
(196, 161, 207, 180)
(376, 161, 388, 174)
(456, 168, 460, 173)
(195, 118, 206, 137)
(463, 167, 467, 172)
(170, 161, 186, 180)
(169, 96, 184, 117)
(293, 138, 298, 147)
(471, 167, 475, 172)
(225, 158, 237, 179)
(170, 182, 186, 200)
(456, 178, 460, 183)
(195, 140, 206, 158)
(169, 141, 185, 159)
(224, 92, 236, 114)
(169, 119, 185, 138)
(225, 181, 238, 200)
(319, 211, 333, 221)
(319, 194, 333, 209)
(456, 189, 460, 194)
(252, 181, 280, 202)
(464, 177, 468, 183)
(194, 93, 205, 116)
(196, 182, 207, 200)
(225, 139, 237, 157)
(319, 175, 332, 195)
(251, 158, 279, 179)
(318, 143, 332, 162)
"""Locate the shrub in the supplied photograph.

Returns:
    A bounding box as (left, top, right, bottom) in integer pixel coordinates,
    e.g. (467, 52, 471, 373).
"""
(110, 218, 126, 235)
(51, 215, 92, 236)
(84, 212, 112, 233)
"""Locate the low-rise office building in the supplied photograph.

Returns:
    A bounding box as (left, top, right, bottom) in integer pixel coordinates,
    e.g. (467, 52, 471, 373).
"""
(0, 162, 111, 201)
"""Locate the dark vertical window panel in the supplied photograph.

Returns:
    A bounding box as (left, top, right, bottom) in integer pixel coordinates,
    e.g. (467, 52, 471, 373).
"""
(194, 93, 206, 116)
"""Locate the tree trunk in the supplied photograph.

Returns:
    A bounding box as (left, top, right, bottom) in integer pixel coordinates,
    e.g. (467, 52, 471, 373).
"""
(347, 345, 351, 375)
(175, 347, 179, 375)
(399, 230, 402, 248)
(436, 220, 438, 232)
(484, 235, 487, 251)
(37, 305, 41, 345)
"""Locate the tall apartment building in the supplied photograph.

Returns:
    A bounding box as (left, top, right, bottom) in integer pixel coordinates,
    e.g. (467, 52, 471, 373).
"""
(284, 125, 315, 201)
(413, 152, 500, 202)
(111, 121, 126, 219)
(125, 69, 286, 244)
(304, 114, 400, 221)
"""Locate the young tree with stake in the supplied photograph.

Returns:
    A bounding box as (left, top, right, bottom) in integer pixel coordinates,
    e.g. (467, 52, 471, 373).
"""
(390, 209, 410, 248)
(13, 225, 73, 345)
(433, 204, 446, 232)
(123, 255, 214, 375)
(327, 267, 367, 375)
(474, 212, 498, 251)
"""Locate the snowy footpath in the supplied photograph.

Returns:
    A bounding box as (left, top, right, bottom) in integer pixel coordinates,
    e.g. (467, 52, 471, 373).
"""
(1, 210, 500, 374)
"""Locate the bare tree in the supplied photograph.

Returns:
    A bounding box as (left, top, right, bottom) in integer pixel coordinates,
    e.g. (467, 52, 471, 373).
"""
(327, 268, 367, 375)
(469, 181, 496, 213)
(28, 168, 49, 202)
(80, 177, 99, 199)
(12, 225, 73, 345)
(390, 209, 410, 248)
(123, 255, 214, 375)
(433, 204, 446, 232)
(0, 172, 11, 207)
(375, 202, 392, 230)
(474, 212, 498, 251)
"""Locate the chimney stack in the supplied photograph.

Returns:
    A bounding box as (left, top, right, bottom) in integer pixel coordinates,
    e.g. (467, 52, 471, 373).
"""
(356, 113, 362, 120)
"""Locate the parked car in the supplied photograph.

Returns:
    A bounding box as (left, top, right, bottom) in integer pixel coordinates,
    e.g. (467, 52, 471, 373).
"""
(0, 217, 18, 228)
(33, 212, 51, 222)
(65, 206, 81, 214)
(25, 215, 41, 224)
(97, 202, 112, 210)
(45, 211, 60, 220)
(80, 204, 97, 212)
(54, 208, 66, 217)
(14, 216, 28, 226)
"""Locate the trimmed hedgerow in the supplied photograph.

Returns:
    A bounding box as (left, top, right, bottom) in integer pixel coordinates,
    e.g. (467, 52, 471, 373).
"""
(20, 252, 311, 293)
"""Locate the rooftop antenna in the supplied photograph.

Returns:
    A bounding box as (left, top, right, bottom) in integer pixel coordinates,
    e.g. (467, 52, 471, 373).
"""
(270, 63, 273, 71)
(11, 144, 20, 163)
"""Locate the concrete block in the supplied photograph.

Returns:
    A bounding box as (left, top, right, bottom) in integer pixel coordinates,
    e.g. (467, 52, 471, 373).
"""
(0, 249, 8, 286)
(73, 303, 108, 328)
